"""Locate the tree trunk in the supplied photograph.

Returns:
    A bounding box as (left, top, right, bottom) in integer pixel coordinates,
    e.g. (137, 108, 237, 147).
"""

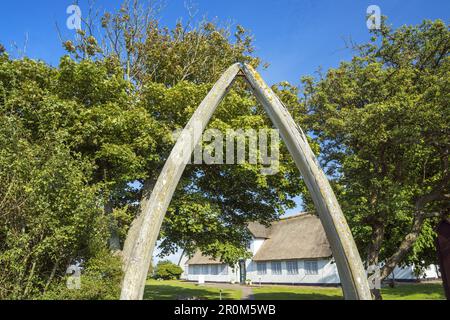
(380, 213, 426, 280)
(379, 186, 447, 280)
(367, 222, 385, 300)
(106, 198, 121, 252)
(44, 262, 59, 293)
(178, 248, 185, 266)
(367, 222, 385, 266)
(22, 261, 37, 299)
(371, 287, 383, 300)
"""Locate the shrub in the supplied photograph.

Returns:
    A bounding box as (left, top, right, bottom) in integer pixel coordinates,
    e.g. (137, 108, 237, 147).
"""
(41, 250, 123, 300)
(154, 260, 183, 280)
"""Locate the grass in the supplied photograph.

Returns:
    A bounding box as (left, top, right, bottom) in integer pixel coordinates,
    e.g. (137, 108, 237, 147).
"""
(381, 282, 445, 300)
(252, 285, 342, 300)
(144, 280, 242, 300)
(144, 280, 445, 300)
(253, 282, 446, 300)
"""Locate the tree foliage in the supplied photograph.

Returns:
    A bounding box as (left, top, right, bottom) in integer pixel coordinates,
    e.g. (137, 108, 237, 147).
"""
(64, 0, 261, 85)
(154, 260, 183, 280)
(1, 1, 310, 298)
(72, 2, 308, 265)
(4, 0, 447, 301)
(0, 55, 132, 299)
(303, 20, 449, 286)
(0, 56, 117, 298)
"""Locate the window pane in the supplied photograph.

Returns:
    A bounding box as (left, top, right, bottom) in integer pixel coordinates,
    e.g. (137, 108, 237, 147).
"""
(211, 265, 219, 275)
(201, 265, 209, 275)
(287, 261, 299, 275)
(271, 262, 282, 275)
(192, 265, 200, 275)
(305, 261, 319, 275)
(257, 262, 267, 275)
(221, 265, 228, 275)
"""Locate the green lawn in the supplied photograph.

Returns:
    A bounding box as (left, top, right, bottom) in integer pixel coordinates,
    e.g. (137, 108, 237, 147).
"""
(144, 280, 242, 300)
(144, 280, 445, 300)
(253, 285, 342, 300)
(381, 282, 445, 300)
(253, 282, 446, 300)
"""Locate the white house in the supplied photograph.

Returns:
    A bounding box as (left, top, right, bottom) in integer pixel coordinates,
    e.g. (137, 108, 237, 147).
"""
(183, 213, 440, 285)
(184, 213, 339, 285)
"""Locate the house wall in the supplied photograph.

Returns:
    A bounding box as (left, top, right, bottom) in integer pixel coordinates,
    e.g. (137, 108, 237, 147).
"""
(181, 233, 441, 284)
(245, 258, 340, 285)
(386, 264, 440, 281)
(179, 255, 189, 280)
(184, 260, 440, 284)
(184, 259, 340, 284)
(184, 264, 239, 283)
(250, 238, 265, 255)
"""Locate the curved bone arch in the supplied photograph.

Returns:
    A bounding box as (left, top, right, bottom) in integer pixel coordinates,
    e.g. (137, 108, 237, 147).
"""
(121, 63, 372, 300)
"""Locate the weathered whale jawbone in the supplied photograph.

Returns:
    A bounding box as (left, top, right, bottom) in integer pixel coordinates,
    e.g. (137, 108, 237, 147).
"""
(120, 63, 372, 300)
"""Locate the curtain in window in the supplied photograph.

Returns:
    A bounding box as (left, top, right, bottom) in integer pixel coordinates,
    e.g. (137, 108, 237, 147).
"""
(305, 261, 319, 275)
(257, 262, 267, 275)
(271, 261, 282, 275)
(287, 261, 299, 275)
(211, 265, 219, 275)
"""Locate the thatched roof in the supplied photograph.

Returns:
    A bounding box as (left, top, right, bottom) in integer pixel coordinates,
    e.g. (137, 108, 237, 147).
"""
(186, 213, 332, 265)
(186, 251, 223, 265)
(252, 213, 332, 261)
(247, 221, 272, 238)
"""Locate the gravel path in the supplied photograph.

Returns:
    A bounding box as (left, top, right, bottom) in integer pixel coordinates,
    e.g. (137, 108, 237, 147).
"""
(240, 286, 255, 300)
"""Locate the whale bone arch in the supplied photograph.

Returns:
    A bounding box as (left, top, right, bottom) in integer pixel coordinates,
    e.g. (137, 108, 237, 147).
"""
(120, 63, 372, 300)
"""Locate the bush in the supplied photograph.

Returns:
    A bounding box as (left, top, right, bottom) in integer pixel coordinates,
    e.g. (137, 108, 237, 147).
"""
(41, 250, 123, 300)
(154, 260, 183, 280)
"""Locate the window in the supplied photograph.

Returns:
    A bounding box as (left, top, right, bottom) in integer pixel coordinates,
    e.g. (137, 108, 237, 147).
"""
(286, 261, 299, 275)
(271, 261, 282, 275)
(257, 262, 267, 275)
(211, 265, 219, 275)
(305, 260, 319, 275)
(221, 265, 228, 275)
(191, 265, 201, 275)
(201, 265, 209, 275)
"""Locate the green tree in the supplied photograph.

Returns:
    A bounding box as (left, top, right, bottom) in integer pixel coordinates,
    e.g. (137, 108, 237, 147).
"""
(0, 51, 164, 253)
(64, 0, 261, 85)
(1, 1, 309, 298)
(303, 19, 449, 298)
(2, 0, 309, 290)
(66, 1, 309, 267)
(0, 100, 118, 298)
(55, 56, 165, 250)
(0, 53, 146, 299)
(139, 80, 307, 265)
(154, 260, 183, 280)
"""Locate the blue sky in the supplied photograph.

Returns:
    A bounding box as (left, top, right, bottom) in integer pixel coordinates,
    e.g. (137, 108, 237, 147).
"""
(1, 1, 449, 85)
(2, 0, 448, 262)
